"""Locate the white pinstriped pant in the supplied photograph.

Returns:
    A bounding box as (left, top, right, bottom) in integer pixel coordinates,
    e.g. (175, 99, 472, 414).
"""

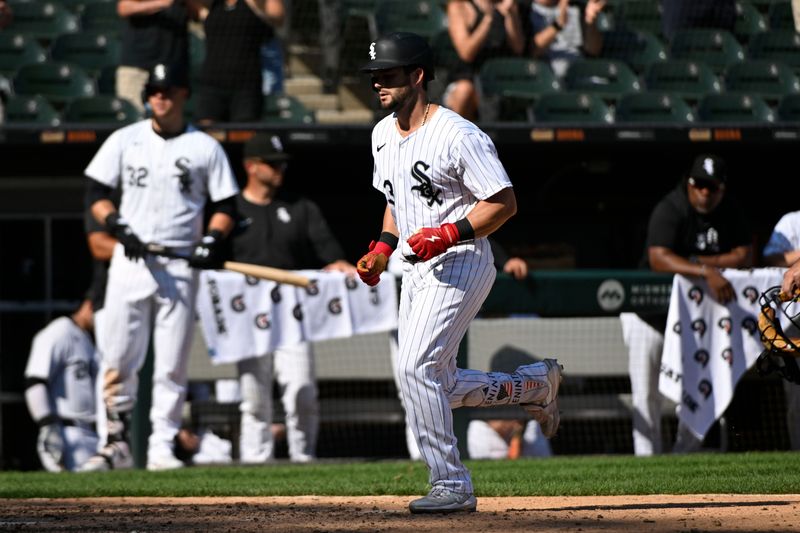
(96, 244, 198, 458)
(236, 341, 319, 463)
(395, 240, 552, 494)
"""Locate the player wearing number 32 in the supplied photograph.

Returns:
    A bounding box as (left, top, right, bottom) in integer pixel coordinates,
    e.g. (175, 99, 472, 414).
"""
(80, 62, 239, 471)
(357, 32, 563, 514)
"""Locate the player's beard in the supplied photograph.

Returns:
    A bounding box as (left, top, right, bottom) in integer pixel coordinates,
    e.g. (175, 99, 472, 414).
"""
(383, 85, 417, 114)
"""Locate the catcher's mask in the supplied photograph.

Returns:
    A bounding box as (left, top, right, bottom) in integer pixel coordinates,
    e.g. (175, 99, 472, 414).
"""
(756, 286, 800, 384)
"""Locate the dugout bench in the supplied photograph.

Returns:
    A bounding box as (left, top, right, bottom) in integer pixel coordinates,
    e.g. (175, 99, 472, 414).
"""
(185, 270, 678, 458)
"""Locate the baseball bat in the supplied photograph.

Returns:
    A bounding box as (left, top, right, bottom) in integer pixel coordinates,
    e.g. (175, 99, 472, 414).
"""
(145, 243, 311, 288)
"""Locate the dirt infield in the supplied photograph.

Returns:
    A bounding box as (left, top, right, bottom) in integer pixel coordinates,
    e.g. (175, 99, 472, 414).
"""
(1, 494, 799, 532)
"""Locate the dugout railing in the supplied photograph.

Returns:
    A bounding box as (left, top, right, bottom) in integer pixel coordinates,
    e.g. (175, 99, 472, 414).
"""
(186, 270, 683, 459)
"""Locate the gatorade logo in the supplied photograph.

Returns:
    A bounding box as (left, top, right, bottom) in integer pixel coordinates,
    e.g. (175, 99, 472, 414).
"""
(597, 279, 625, 311)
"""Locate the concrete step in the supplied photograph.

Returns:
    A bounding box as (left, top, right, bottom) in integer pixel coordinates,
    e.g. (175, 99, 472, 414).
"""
(315, 108, 374, 124)
(284, 76, 324, 96)
(295, 93, 340, 112)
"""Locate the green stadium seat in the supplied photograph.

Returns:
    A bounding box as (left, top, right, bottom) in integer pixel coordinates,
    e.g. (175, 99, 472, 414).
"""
(563, 58, 642, 101)
(12, 61, 96, 106)
(262, 93, 315, 124)
(615, 91, 695, 124)
(668, 29, 745, 75)
(4, 94, 61, 125)
(63, 95, 141, 123)
(696, 92, 775, 123)
(532, 92, 614, 124)
(95, 63, 116, 94)
(748, 31, 800, 75)
(79, 2, 122, 35)
(767, 1, 795, 30)
(6, 0, 79, 42)
(733, 0, 768, 44)
(618, 0, 664, 37)
(0, 33, 48, 77)
(748, 0, 789, 13)
(777, 93, 800, 122)
(374, 0, 446, 40)
(600, 29, 668, 74)
(478, 57, 561, 121)
(724, 60, 800, 103)
(49, 32, 120, 76)
(58, 0, 114, 14)
(343, 0, 378, 20)
(643, 60, 722, 102)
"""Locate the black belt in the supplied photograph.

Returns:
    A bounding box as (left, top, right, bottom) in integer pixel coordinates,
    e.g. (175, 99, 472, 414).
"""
(62, 418, 97, 432)
(404, 254, 422, 264)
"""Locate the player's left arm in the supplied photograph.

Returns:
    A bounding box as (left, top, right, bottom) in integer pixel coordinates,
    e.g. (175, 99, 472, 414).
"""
(189, 196, 236, 269)
(408, 187, 516, 261)
(464, 187, 517, 239)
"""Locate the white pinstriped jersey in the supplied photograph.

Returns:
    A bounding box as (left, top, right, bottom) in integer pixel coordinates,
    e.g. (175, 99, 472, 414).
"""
(84, 120, 239, 247)
(371, 107, 513, 258)
(25, 317, 98, 423)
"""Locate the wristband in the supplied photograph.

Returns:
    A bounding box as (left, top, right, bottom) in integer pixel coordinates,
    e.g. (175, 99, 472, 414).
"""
(104, 212, 122, 231)
(454, 218, 475, 241)
(37, 414, 59, 428)
(551, 20, 563, 31)
(206, 229, 224, 241)
(378, 231, 399, 250)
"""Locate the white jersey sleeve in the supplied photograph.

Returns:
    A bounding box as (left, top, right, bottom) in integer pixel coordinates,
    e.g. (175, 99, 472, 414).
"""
(452, 129, 513, 201)
(206, 140, 239, 203)
(763, 210, 800, 256)
(84, 128, 125, 188)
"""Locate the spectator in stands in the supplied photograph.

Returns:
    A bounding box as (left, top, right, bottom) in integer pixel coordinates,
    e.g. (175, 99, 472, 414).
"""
(794, 0, 800, 33)
(761, 210, 800, 451)
(317, 0, 343, 94)
(194, 0, 285, 123)
(620, 154, 753, 456)
(116, 0, 200, 113)
(0, 0, 12, 30)
(529, 0, 605, 79)
(226, 132, 356, 463)
(661, 0, 736, 44)
(444, 0, 525, 121)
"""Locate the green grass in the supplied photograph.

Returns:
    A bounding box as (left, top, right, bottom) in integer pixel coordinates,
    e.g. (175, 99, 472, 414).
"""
(2, 452, 799, 498)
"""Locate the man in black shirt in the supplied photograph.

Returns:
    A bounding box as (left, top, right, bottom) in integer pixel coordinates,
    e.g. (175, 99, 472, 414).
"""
(620, 154, 753, 456)
(228, 132, 355, 463)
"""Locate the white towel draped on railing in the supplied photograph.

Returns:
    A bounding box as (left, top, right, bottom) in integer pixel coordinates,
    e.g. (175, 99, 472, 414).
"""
(196, 270, 398, 365)
(659, 268, 785, 440)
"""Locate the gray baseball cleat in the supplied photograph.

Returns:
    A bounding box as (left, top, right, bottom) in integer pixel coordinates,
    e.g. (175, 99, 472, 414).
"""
(409, 487, 477, 514)
(77, 441, 134, 472)
(521, 358, 563, 438)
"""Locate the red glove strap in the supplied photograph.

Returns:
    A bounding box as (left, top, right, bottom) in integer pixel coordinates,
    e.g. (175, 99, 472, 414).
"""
(440, 223, 460, 246)
(370, 240, 395, 257)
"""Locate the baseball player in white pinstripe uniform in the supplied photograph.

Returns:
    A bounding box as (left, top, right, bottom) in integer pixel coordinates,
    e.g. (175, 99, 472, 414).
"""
(25, 298, 100, 472)
(80, 62, 239, 471)
(356, 32, 563, 514)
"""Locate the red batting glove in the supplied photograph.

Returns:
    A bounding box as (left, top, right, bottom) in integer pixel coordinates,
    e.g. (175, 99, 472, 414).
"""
(357, 240, 393, 286)
(406, 223, 460, 261)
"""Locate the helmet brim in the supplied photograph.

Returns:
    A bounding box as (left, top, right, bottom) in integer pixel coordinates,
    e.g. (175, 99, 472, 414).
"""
(360, 60, 406, 73)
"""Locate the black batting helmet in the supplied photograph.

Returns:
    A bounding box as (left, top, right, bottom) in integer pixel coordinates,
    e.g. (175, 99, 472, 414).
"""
(144, 62, 190, 96)
(360, 32, 435, 81)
